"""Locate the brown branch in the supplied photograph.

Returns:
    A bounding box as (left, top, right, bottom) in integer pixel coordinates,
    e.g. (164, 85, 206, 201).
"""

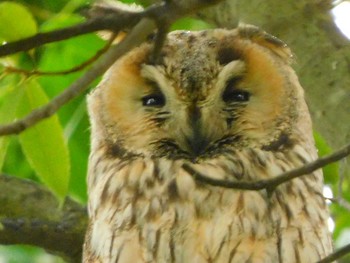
(0, 12, 140, 57)
(0, 0, 223, 58)
(183, 142, 350, 194)
(316, 243, 350, 263)
(1, 218, 84, 263)
(149, 24, 170, 64)
(0, 174, 87, 263)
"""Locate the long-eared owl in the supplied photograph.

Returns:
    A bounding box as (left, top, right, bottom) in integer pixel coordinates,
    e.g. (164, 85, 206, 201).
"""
(83, 24, 333, 262)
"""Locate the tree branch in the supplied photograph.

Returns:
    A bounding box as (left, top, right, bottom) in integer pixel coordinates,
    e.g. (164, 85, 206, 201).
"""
(0, 0, 224, 136)
(0, 12, 140, 57)
(0, 18, 156, 136)
(316, 243, 350, 263)
(184, 142, 350, 261)
(183, 142, 350, 193)
(0, 175, 87, 263)
(327, 196, 350, 212)
(0, 0, 224, 57)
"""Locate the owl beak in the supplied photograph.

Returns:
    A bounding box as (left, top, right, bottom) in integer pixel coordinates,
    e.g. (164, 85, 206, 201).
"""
(185, 134, 209, 157)
(185, 104, 209, 156)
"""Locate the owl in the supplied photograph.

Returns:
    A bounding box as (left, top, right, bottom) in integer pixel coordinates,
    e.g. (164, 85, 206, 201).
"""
(83, 25, 333, 263)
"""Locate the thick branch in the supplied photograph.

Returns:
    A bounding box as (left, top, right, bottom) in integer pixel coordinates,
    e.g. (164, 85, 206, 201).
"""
(183, 142, 350, 192)
(0, 0, 224, 57)
(0, 175, 87, 263)
(0, 13, 140, 57)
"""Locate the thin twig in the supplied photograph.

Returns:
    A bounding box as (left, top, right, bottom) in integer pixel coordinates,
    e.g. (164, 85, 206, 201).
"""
(0, 18, 156, 136)
(327, 196, 350, 212)
(183, 142, 350, 192)
(316, 243, 350, 263)
(3, 36, 115, 77)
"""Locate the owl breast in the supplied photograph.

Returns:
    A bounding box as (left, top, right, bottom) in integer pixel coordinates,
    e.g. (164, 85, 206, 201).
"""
(84, 146, 331, 263)
(83, 26, 333, 263)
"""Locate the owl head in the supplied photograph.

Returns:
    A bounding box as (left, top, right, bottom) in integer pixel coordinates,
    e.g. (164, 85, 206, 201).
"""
(88, 25, 313, 160)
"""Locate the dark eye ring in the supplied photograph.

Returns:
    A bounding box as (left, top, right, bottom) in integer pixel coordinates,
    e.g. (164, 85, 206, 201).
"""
(222, 77, 250, 103)
(142, 94, 166, 107)
(223, 90, 250, 102)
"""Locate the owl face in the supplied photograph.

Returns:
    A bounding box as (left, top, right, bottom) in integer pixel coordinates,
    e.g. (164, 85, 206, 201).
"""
(89, 26, 307, 159)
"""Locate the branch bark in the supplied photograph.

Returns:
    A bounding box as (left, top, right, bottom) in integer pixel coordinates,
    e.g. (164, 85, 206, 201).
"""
(0, 11, 140, 57)
(0, 175, 87, 262)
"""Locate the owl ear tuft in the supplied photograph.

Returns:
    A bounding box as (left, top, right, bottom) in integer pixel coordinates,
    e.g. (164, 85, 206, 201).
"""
(238, 24, 293, 63)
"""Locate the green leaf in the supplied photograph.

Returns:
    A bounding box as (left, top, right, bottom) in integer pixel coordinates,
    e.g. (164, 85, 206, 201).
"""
(0, 136, 10, 172)
(16, 80, 70, 201)
(37, 14, 104, 101)
(36, 14, 103, 203)
(0, 2, 37, 42)
(0, 80, 24, 170)
(314, 132, 339, 184)
(171, 18, 213, 31)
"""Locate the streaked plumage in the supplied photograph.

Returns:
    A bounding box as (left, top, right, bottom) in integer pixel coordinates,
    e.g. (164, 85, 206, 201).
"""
(83, 25, 333, 263)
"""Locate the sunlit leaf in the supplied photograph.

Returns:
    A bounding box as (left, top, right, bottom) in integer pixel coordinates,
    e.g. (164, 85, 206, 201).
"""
(35, 15, 104, 203)
(16, 80, 70, 201)
(0, 80, 24, 170)
(0, 2, 37, 42)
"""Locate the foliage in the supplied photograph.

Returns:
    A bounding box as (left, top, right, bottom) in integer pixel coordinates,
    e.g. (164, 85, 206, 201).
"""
(0, 0, 349, 262)
(0, 1, 95, 261)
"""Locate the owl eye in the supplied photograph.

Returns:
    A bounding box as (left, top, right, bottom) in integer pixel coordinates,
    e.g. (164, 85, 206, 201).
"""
(223, 90, 250, 102)
(142, 93, 166, 107)
(222, 77, 250, 103)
